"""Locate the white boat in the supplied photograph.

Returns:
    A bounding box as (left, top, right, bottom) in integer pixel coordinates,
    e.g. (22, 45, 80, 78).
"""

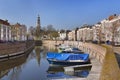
(58, 47, 83, 53)
(58, 44, 71, 52)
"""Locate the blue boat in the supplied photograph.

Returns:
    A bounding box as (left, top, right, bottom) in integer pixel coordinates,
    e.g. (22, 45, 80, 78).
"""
(47, 52, 90, 65)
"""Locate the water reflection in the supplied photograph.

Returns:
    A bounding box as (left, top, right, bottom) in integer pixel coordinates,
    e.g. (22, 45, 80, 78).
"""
(0, 47, 46, 80)
(115, 53, 120, 67)
(47, 66, 75, 79)
(0, 53, 30, 80)
(47, 66, 64, 73)
(0, 70, 9, 79)
(34, 46, 42, 66)
(74, 70, 89, 77)
(43, 43, 58, 52)
(0, 43, 91, 80)
(47, 65, 91, 79)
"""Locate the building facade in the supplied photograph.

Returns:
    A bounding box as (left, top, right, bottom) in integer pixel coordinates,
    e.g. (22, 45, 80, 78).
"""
(58, 31, 67, 40)
(68, 31, 73, 40)
(100, 14, 120, 44)
(67, 28, 78, 41)
(58, 14, 120, 45)
(28, 26, 35, 40)
(0, 19, 11, 42)
(11, 23, 27, 41)
(77, 25, 93, 42)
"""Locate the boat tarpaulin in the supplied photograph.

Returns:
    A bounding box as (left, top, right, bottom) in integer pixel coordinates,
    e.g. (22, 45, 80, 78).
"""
(47, 52, 60, 59)
(55, 54, 71, 61)
(47, 52, 89, 61)
(67, 54, 89, 61)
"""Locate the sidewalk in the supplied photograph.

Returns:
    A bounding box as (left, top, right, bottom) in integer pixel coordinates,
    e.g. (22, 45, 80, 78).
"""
(100, 45, 120, 80)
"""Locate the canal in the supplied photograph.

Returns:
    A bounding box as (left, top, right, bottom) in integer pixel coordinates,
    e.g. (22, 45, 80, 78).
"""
(115, 53, 120, 67)
(0, 44, 91, 80)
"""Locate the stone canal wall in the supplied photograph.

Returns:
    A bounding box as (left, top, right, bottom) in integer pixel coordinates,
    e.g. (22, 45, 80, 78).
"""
(0, 41, 34, 59)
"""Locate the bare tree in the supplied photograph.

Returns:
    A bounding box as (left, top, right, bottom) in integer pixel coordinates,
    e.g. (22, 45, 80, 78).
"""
(29, 26, 35, 36)
(41, 25, 59, 40)
(46, 24, 55, 31)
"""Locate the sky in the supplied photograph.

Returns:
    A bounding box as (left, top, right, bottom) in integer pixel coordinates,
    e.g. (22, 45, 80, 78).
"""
(0, 0, 120, 30)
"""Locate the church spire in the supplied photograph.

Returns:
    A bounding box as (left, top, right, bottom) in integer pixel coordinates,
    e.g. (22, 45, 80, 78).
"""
(35, 15, 41, 39)
(37, 14, 41, 29)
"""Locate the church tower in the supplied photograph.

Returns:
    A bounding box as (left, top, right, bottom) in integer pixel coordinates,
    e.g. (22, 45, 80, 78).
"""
(35, 15, 41, 40)
(36, 15, 41, 30)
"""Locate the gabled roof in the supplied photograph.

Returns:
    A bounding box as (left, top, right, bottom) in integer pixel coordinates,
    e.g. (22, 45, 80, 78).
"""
(0, 19, 10, 25)
(108, 14, 118, 21)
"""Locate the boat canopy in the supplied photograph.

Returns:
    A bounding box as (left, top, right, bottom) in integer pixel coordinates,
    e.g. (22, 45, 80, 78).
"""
(72, 48, 80, 51)
(47, 52, 89, 61)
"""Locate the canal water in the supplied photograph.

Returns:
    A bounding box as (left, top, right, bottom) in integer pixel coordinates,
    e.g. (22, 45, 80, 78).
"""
(115, 53, 120, 67)
(0, 44, 91, 80)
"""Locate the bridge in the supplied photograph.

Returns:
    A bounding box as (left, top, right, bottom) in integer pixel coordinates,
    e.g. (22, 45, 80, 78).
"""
(43, 40, 120, 80)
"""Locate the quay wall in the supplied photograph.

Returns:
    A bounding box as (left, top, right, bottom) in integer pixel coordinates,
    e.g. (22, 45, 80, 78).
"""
(0, 41, 34, 57)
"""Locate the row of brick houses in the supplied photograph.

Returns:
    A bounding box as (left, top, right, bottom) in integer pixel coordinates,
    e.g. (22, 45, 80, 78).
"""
(59, 14, 120, 45)
(0, 19, 27, 42)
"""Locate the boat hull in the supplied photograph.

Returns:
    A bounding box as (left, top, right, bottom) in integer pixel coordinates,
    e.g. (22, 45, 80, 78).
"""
(61, 50, 84, 54)
(47, 59, 90, 66)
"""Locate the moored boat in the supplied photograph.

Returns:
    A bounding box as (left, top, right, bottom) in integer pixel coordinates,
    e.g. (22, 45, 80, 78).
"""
(61, 47, 84, 53)
(58, 47, 83, 54)
(47, 52, 90, 66)
(58, 44, 71, 52)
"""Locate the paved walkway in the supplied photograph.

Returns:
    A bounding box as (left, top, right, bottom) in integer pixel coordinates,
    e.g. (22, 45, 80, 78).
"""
(86, 56, 101, 80)
(100, 45, 120, 80)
